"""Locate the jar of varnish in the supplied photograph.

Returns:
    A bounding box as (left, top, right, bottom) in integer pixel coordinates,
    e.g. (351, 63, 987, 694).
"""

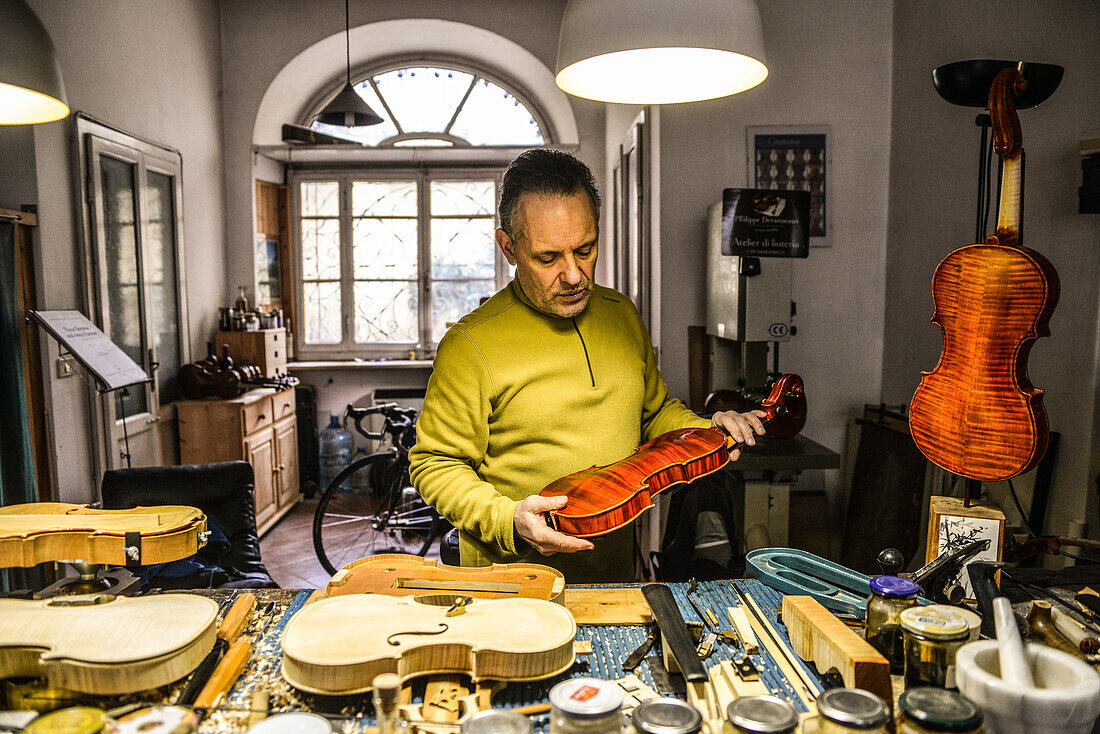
(900, 606, 969, 689)
(549, 678, 624, 734)
(815, 688, 890, 733)
(896, 687, 983, 733)
(725, 695, 799, 734)
(866, 575, 920, 673)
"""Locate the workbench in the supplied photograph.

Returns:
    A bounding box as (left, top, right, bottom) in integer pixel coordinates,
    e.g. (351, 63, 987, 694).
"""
(75, 580, 832, 733)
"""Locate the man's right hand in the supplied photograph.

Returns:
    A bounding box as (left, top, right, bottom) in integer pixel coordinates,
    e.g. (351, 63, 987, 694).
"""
(514, 494, 595, 556)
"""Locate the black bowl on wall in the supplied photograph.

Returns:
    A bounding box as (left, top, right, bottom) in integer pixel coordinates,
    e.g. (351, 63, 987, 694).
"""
(933, 60, 1063, 109)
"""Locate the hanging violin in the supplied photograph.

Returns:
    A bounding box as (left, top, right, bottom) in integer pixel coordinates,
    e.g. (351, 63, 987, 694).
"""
(539, 373, 805, 537)
(909, 66, 1059, 482)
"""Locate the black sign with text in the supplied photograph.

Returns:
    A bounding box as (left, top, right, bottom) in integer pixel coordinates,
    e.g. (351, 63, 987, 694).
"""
(721, 188, 810, 258)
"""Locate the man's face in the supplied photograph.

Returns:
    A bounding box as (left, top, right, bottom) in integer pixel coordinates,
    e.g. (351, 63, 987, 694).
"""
(495, 191, 598, 318)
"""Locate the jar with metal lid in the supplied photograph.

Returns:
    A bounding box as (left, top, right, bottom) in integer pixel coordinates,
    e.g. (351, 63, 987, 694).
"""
(631, 697, 702, 734)
(549, 677, 624, 734)
(896, 687, 983, 733)
(462, 710, 534, 734)
(866, 575, 920, 673)
(900, 606, 970, 689)
(815, 688, 889, 733)
(725, 695, 799, 734)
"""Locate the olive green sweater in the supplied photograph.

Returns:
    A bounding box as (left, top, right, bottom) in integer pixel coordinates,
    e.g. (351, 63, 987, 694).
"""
(409, 281, 709, 582)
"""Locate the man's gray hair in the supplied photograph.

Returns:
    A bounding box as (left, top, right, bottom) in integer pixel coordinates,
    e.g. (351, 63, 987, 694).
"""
(498, 149, 601, 242)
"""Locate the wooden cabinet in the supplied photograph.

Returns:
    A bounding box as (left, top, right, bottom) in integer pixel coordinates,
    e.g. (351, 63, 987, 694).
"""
(214, 328, 287, 378)
(177, 388, 300, 534)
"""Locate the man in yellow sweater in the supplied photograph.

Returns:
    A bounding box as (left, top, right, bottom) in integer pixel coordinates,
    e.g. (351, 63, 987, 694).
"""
(409, 150, 764, 582)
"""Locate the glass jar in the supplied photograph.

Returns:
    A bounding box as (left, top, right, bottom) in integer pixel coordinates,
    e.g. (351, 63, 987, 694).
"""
(900, 606, 970, 690)
(896, 687, 983, 733)
(815, 688, 890, 733)
(725, 695, 799, 734)
(462, 710, 533, 734)
(631, 698, 701, 734)
(549, 677, 624, 734)
(866, 575, 920, 673)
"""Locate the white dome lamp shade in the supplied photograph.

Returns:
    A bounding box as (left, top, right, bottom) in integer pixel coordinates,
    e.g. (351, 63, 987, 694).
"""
(0, 0, 69, 124)
(555, 0, 768, 105)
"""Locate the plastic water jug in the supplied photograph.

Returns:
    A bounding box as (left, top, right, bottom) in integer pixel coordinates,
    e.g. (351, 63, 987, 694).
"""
(318, 415, 352, 492)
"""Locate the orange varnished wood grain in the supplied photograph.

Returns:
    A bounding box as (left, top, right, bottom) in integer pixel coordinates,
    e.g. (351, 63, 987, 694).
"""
(909, 68, 1059, 482)
(540, 428, 731, 538)
(541, 374, 804, 537)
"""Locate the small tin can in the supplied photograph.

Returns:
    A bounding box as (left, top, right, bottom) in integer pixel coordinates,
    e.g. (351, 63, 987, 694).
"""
(725, 695, 799, 734)
(23, 707, 116, 734)
(462, 710, 534, 734)
(815, 688, 889, 733)
(549, 677, 624, 734)
(896, 687, 983, 733)
(900, 606, 970, 689)
(631, 697, 702, 734)
(866, 575, 920, 673)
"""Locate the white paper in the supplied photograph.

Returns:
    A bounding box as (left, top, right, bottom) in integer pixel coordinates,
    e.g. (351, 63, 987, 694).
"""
(32, 310, 149, 391)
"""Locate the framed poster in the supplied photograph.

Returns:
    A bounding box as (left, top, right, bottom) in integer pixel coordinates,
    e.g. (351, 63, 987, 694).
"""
(748, 125, 831, 246)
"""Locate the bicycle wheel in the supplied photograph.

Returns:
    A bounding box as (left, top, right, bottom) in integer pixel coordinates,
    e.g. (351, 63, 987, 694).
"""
(312, 451, 441, 576)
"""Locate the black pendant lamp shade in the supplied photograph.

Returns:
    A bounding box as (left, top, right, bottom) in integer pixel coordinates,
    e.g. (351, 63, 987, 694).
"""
(315, 81, 382, 127)
(314, 0, 383, 128)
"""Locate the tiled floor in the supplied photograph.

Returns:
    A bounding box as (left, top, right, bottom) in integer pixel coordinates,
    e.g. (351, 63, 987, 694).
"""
(259, 496, 444, 590)
(258, 497, 331, 589)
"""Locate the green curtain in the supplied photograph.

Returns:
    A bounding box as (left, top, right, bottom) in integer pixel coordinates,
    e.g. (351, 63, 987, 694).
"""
(0, 220, 37, 506)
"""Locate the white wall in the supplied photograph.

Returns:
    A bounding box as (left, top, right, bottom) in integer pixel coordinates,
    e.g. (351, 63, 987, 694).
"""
(4, 1, 227, 502)
(653, 1, 895, 512)
(883, 0, 1100, 540)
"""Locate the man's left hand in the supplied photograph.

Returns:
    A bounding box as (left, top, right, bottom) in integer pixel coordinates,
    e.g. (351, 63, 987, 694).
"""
(711, 409, 767, 460)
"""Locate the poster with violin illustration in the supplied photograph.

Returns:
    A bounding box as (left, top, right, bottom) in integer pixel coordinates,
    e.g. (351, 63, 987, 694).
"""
(748, 125, 830, 245)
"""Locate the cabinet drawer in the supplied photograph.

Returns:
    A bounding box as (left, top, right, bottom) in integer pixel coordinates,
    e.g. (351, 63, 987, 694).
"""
(271, 388, 295, 422)
(242, 396, 273, 435)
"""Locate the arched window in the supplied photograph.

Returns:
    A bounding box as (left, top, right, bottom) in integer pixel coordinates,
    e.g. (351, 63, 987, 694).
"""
(293, 62, 549, 359)
(310, 64, 546, 148)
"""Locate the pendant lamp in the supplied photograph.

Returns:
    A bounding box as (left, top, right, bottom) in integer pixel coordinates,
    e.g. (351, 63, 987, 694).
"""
(555, 0, 768, 105)
(0, 0, 69, 125)
(314, 0, 383, 127)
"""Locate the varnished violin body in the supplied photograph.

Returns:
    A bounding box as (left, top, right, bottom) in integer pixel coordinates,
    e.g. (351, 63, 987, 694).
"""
(540, 374, 804, 537)
(909, 67, 1059, 482)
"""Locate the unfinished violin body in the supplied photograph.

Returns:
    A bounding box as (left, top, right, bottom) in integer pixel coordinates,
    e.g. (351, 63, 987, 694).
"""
(0, 594, 218, 694)
(280, 593, 575, 695)
(540, 374, 804, 537)
(325, 554, 566, 603)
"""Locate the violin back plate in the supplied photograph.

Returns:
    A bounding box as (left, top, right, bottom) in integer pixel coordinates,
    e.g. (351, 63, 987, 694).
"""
(326, 554, 566, 602)
(0, 502, 207, 568)
(281, 594, 576, 695)
(540, 428, 730, 537)
(0, 594, 218, 694)
(909, 243, 1059, 481)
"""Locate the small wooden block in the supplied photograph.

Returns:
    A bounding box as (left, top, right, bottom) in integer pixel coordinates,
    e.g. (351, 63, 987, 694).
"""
(563, 587, 652, 625)
(573, 640, 593, 654)
(781, 596, 892, 717)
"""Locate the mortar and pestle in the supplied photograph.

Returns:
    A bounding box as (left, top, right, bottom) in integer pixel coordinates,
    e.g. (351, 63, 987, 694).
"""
(957, 563, 1100, 733)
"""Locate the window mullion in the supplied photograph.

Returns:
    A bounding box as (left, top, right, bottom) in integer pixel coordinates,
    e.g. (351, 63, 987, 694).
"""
(418, 174, 431, 350)
(341, 174, 354, 350)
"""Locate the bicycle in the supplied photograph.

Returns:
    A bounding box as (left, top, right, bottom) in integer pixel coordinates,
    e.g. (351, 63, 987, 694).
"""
(312, 403, 446, 576)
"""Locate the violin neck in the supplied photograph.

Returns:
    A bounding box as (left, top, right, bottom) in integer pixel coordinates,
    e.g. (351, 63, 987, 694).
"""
(995, 149, 1024, 247)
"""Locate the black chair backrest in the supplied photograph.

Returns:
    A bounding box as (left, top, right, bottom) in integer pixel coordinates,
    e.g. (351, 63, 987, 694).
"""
(100, 461, 276, 588)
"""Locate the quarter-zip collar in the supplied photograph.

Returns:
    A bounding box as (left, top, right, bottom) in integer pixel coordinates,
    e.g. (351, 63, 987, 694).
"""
(509, 280, 595, 387)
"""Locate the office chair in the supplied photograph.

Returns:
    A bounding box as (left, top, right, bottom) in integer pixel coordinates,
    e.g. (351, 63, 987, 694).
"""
(100, 461, 278, 589)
